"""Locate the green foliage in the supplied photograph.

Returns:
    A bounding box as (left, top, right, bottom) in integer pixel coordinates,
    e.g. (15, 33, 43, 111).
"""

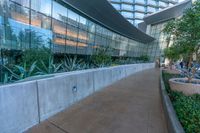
(163, 71, 200, 133)
(37, 57, 62, 74)
(114, 58, 136, 65)
(163, 20, 177, 35)
(163, 1, 200, 64)
(92, 46, 113, 67)
(62, 56, 88, 71)
(2, 72, 12, 84)
(138, 55, 149, 62)
(0, 46, 150, 84)
(21, 48, 51, 69)
(3, 61, 37, 81)
(164, 45, 180, 61)
(172, 93, 200, 133)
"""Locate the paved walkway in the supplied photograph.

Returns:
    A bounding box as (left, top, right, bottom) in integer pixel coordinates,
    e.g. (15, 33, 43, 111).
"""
(26, 69, 168, 133)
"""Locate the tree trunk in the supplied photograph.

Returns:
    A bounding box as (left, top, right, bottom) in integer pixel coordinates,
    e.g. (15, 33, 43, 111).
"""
(188, 54, 193, 68)
(169, 60, 172, 70)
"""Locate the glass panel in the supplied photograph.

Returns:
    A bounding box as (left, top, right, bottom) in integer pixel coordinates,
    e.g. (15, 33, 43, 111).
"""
(121, 0, 133, 3)
(88, 33, 95, 45)
(135, 0, 145, 4)
(8, 19, 30, 50)
(11, 0, 29, 7)
(147, 0, 157, 6)
(121, 11, 133, 18)
(135, 12, 145, 18)
(30, 26, 52, 49)
(68, 9, 79, 27)
(134, 5, 145, 12)
(31, 0, 52, 16)
(147, 6, 156, 13)
(79, 16, 87, 30)
(31, 11, 51, 30)
(52, 1, 68, 22)
(96, 25, 102, 35)
(78, 29, 88, 42)
(67, 25, 78, 40)
(52, 19, 67, 53)
(95, 35, 102, 46)
(110, 0, 121, 2)
(159, 1, 168, 7)
(10, 3, 30, 25)
(121, 4, 133, 10)
(0, 0, 5, 16)
(111, 3, 120, 10)
(88, 20, 95, 33)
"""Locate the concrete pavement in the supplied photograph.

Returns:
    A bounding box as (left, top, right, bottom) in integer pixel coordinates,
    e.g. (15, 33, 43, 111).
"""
(26, 68, 168, 133)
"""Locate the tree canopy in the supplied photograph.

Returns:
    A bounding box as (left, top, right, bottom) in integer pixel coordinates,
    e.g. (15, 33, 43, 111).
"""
(163, 1, 200, 65)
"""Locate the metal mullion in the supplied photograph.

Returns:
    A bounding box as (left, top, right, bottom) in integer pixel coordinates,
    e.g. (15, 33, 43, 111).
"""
(50, 0, 53, 54)
(29, 0, 31, 49)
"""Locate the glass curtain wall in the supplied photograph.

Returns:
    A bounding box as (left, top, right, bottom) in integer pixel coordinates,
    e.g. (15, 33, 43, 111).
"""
(108, 0, 178, 26)
(0, 0, 148, 62)
(147, 21, 173, 62)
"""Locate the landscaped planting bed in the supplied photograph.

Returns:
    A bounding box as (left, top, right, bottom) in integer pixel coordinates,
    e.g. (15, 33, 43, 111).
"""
(162, 72, 200, 133)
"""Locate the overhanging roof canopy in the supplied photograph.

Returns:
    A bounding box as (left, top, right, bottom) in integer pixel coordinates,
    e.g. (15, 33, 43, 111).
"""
(143, 0, 192, 25)
(62, 0, 154, 43)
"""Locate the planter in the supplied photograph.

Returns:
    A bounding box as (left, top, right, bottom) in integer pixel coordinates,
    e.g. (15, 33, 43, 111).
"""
(169, 78, 200, 95)
(0, 63, 155, 133)
(160, 71, 185, 133)
(163, 69, 180, 74)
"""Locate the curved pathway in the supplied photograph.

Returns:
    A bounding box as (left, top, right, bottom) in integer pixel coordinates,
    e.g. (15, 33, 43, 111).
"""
(26, 68, 168, 133)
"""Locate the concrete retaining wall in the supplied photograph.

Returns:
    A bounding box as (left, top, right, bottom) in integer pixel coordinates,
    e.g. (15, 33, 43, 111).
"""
(0, 63, 154, 133)
(160, 70, 185, 133)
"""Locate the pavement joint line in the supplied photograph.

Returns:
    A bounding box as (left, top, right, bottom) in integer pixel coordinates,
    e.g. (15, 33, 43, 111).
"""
(48, 120, 70, 133)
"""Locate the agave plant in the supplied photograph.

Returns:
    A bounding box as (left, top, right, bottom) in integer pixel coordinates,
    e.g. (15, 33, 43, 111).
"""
(3, 61, 38, 81)
(37, 57, 62, 74)
(2, 72, 12, 84)
(62, 56, 87, 71)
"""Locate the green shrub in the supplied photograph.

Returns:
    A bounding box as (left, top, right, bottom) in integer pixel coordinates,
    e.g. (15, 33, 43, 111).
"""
(3, 61, 38, 81)
(172, 93, 200, 133)
(162, 71, 200, 133)
(21, 48, 52, 69)
(91, 46, 113, 67)
(138, 55, 149, 62)
(62, 56, 88, 71)
(37, 57, 62, 74)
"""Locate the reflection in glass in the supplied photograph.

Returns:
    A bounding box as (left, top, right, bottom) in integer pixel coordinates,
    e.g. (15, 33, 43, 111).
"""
(12, 0, 29, 7)
(53, 1, 68, 22)
(31, 11, 51, 30)
(0, 0, 148, 58)
(68, 9, 79, 27)
(31, 26, 52, 49)
(10, 3, 30, 25)
(31, 0, 52, 16)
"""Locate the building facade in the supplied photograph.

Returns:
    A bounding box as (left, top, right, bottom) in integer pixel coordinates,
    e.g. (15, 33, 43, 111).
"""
(141, 0, 192, 62)
(108, 0, 178, 26)
(0, 0, 154, 64)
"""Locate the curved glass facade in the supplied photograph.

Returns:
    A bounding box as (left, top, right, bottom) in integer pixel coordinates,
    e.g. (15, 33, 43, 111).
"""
(0, 0, 148, 59)
(147, 21, 170, 62)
